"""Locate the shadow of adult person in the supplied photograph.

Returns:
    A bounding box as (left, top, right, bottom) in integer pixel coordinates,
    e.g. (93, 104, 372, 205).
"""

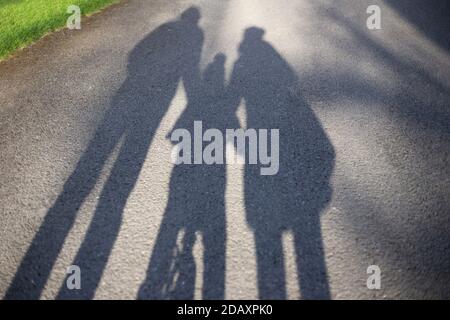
(138, 53, 238, 299)
(227, 27, 335, 299)
(5, 7, 204, 300)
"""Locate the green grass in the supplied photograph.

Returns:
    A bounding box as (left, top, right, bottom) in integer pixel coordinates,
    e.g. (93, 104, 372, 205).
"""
(0, 0, 119, 60)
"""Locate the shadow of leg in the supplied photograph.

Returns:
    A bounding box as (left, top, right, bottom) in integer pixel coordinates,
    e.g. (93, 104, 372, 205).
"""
(5, 123, 122, 300)
(202, 222, 226, 299)
(293, 217, 330, 300)
(57, 130, 152, 299)
(254, 228, 286, 300)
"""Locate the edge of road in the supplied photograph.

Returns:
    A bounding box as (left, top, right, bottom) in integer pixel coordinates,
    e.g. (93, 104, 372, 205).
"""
(0, 0, 127, 64)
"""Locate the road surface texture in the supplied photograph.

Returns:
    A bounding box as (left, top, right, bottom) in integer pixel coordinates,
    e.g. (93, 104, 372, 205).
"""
(1, 0, 449, 299)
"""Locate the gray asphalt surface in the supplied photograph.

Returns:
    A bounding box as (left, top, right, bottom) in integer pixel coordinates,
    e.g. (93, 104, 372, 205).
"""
(1, 0, 449, 299)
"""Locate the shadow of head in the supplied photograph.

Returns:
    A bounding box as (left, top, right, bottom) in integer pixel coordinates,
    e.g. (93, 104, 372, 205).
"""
(203, 53, 227, 96)
(238, 27, 266, 54)
(213, 52, 226, 65)
(180, 6, 201, 25)
(244, 26, 265, 40)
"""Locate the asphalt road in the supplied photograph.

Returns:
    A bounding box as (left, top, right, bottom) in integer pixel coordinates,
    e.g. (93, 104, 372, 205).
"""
(1, 0, 449, 299)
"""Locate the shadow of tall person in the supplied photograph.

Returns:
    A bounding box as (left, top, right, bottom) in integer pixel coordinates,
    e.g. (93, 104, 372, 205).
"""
(138, 53, 238, 299)
(5, 7, 204, 300)
(227, 27, 335, 299)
